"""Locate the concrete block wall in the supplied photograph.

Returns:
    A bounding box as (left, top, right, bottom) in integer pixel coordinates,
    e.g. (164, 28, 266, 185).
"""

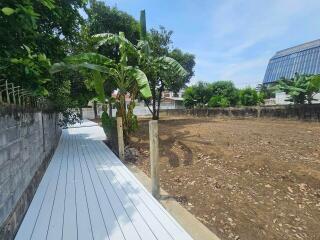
(163, 104, 320, 121)
(0, 107, 61, 238)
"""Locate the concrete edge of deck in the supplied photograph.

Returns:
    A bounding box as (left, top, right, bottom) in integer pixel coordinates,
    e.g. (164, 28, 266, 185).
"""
(125, 162, 221, 240)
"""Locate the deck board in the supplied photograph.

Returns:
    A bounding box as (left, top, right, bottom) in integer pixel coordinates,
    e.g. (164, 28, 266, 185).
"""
(15, 121, 193, 240)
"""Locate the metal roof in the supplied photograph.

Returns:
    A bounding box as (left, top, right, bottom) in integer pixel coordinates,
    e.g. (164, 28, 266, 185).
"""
(272, 39, 320, 59)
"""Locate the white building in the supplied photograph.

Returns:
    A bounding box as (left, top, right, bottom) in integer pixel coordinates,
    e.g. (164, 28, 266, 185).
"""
(266, 92, 320, 105)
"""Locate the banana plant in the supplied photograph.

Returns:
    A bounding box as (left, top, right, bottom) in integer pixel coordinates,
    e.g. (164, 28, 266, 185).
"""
(50, 32, 152, 138)
(272, 73, 320, 104)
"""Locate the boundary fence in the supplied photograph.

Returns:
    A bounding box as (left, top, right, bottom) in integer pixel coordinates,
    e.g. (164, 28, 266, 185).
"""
(0, 80, 47, 108)
(161, 104, 320, 121)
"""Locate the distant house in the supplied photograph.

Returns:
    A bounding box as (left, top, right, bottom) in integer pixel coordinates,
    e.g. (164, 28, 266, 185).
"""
(82, 90, 185, 118)
(161, 90, 185, 109)
(132, 90, 185, 116)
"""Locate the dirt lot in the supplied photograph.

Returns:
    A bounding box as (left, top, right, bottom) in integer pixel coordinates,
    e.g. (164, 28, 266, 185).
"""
(127, 117, 320, 240)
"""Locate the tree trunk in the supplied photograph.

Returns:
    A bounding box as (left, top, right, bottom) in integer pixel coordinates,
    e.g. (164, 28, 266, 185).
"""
(152, 93, 157, 120)
(93, 100, 98, 119)
(156, 89, 163, 120)
(108, 100, 112, 117)
(151, 82, 157, 120)
(156, 82, 164, 120)
(79, 107, 83, 120)
(118, 94, 128, 142)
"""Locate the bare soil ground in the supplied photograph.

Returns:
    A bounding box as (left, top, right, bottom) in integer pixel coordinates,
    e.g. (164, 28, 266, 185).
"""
(127, 116, 320, 240)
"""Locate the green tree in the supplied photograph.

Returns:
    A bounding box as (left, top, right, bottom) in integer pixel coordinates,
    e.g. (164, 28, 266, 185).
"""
(183, 82, 212, 108)
(139, 11, 193, 119)
(86, 0, 140, 44)
(183, 86, 197, 108)
(168, 49, 196, 92)
(0, 0, 86, 111)
(210, 80, 238, 106)
(148, 26, 173, 57)
(208, 95, 230, 108)
(183, 81, 240, 108)
(239, 87, 259, 106)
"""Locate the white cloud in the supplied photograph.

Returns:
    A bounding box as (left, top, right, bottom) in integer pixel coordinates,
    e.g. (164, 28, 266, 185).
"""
(191, 0, 320, 87)
(194, 54, 270, 88)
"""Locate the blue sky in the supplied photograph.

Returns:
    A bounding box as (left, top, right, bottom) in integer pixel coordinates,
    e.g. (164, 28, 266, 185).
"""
(102, 0, 320, 88)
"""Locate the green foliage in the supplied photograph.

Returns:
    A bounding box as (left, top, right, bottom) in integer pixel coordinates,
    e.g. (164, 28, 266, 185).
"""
(208, 96, 230, 108)
(183, 87, 196, 108)
(257, 83, 275, 99)
(51, 31, 152, 140)
(126, 109, 139, 132)
(86, 0, 140, 44)
(168, 49, 195, 86)
(184, 81, 238, 108)
(183, 82, 211, 107)
(257, 92, 265, 105)
(210, 81, 238, 106)
(52, 50, 152, 100)
(239, 87, 259, 106)
(76, 1, 142, 110)
(273, 73, 320, 104)
(0, 0, 86, 113)
(1, 7, 15, 16)
(1, 0, 196, 132)
(9, 46, 51, 95)
(148, 26, 173, 57)
(92, 71, 106, 102)
(101, 111, 117, 138)
(1, 0, 85, 61)
(138, 12, 194, 119)
(132, 68, 152, 98)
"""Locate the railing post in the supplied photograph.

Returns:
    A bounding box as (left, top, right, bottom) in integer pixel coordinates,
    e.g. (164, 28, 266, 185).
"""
(0, 90, 2, 104)
(11, 83, 16, 105)
(257, 106, 261, 118)
(5, 80, 10, 104)
(149, 120, 160, 199)
(17, 87, 21, 105)
(117, 117, 125, 161)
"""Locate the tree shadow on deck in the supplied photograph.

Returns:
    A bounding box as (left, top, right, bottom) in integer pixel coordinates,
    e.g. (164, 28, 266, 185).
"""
(67, 129, 183, 239)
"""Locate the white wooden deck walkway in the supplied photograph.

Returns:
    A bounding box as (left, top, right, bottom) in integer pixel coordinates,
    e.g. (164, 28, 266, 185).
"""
(15, 121, 193, 240)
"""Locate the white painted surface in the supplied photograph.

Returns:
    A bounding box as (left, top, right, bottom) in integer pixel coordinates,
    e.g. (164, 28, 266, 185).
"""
(82, 107, 103, 119)
(68, 119, 98, 128)
(275, 92, 320, 105)
(15, 121, 193, 240)
(275, 92, 290, 105)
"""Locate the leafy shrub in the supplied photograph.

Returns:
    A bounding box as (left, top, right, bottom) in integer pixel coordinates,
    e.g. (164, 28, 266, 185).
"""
(220, 97, 231, 107)
(183, 81, 237, 108)
(208, 95, 230, 107)
(58, 109, 81, 128)
(210, 81, 238, 106)
(239, 87, 259, 106)
(128, 114, 138, 132)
